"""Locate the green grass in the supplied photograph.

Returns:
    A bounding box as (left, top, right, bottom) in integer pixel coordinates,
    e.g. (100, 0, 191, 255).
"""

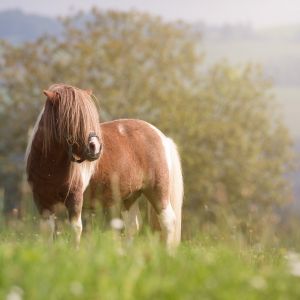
(0, 225, 300, 300)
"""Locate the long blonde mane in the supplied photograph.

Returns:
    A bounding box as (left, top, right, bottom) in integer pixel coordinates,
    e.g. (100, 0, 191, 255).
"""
(42, 83, 100, 155)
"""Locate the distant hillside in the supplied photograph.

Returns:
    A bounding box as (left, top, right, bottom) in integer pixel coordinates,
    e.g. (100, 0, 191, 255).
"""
(0, 9, 61, 43)
(197, 23, 300, 87)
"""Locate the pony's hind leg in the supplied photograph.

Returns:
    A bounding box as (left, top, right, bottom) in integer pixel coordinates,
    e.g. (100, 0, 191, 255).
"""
(146, 192, 177, 248)
(121, 199, 142, 242)
(157, 202, 176, 248)
(40, 210, 55, 243)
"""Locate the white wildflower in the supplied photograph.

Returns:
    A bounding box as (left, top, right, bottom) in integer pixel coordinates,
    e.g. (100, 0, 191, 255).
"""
(285, 251, 300, 277)
(70, 281, 83, 296)
(6, 286, 23, 300)
(110, 218, 124, 231)
(249, 276, 267, 290)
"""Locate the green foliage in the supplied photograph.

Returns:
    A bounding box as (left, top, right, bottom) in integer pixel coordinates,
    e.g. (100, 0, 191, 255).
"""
(0, 9, 294, 239)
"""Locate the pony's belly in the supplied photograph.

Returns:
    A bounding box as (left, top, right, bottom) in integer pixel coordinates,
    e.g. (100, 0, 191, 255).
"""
(89, 178, 143, 207)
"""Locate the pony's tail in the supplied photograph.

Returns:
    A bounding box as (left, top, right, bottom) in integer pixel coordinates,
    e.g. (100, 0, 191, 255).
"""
(148, 137, 183, 246)
(168, 138, 184, 244)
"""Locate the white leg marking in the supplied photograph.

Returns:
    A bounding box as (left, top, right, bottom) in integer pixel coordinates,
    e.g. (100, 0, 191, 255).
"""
(70, 214, 82, 247)
(121, 202, 141, 241)
(157, 202, 176, 247)
(40, 214, 55, 243)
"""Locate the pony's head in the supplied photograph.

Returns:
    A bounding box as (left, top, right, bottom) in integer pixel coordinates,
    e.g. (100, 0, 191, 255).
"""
(42, 83, 101, 162)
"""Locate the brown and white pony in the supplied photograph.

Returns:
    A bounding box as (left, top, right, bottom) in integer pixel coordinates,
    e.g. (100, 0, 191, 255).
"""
(25, 84, 183, 248)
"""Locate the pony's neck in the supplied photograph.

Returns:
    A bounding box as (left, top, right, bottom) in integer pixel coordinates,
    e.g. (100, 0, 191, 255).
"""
(26, 120, 72, 186)
(36, 118, 70, 165)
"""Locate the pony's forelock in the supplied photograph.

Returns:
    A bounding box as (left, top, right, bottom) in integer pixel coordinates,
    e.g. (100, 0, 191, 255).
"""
(42, 83, 100, 155)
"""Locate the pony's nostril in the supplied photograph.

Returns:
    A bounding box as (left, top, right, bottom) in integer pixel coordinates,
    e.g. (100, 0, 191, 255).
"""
(89, 142, 96, 152)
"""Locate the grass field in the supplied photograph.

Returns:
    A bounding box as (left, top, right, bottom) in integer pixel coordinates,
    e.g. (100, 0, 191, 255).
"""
(1, 224, 300, 300)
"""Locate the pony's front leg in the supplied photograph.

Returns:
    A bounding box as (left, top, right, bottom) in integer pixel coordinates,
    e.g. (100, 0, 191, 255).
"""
(65, 193, 83, 248)
(40, 210, 56, 243)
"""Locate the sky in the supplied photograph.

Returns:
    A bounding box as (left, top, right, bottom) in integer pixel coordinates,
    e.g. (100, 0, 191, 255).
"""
(0, 0, 300, 28)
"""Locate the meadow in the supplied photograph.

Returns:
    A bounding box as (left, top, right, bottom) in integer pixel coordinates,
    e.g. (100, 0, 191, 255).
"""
(1, 222, 300, 300)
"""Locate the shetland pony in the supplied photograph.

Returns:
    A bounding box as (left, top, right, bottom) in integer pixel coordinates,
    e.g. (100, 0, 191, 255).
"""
(26, 84, 183, 247)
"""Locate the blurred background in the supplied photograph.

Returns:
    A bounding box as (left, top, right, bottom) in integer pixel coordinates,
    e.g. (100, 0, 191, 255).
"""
(0, 0, 299, 245)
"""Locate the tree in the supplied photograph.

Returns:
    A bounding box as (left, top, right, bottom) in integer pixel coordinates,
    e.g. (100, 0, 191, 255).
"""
(0, 9, 293, 240)
(174, 62, 293, 239)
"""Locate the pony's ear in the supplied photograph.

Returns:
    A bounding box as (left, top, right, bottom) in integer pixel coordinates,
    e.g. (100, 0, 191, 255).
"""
(85, 89, 93, 96)
(43, 90, 56, 102)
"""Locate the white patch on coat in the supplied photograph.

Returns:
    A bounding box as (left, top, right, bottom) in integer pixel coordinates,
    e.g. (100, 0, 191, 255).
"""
(78, 161, 96, 191)
(25, 107, 45, 166)
(147, 123, 172, 173)
(118, 124, 126, 136)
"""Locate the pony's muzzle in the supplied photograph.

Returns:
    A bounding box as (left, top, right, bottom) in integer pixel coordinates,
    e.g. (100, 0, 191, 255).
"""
(85, 133, 101, 161)
(89, 141, 96, 152)
(85, 148, 101, 161)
